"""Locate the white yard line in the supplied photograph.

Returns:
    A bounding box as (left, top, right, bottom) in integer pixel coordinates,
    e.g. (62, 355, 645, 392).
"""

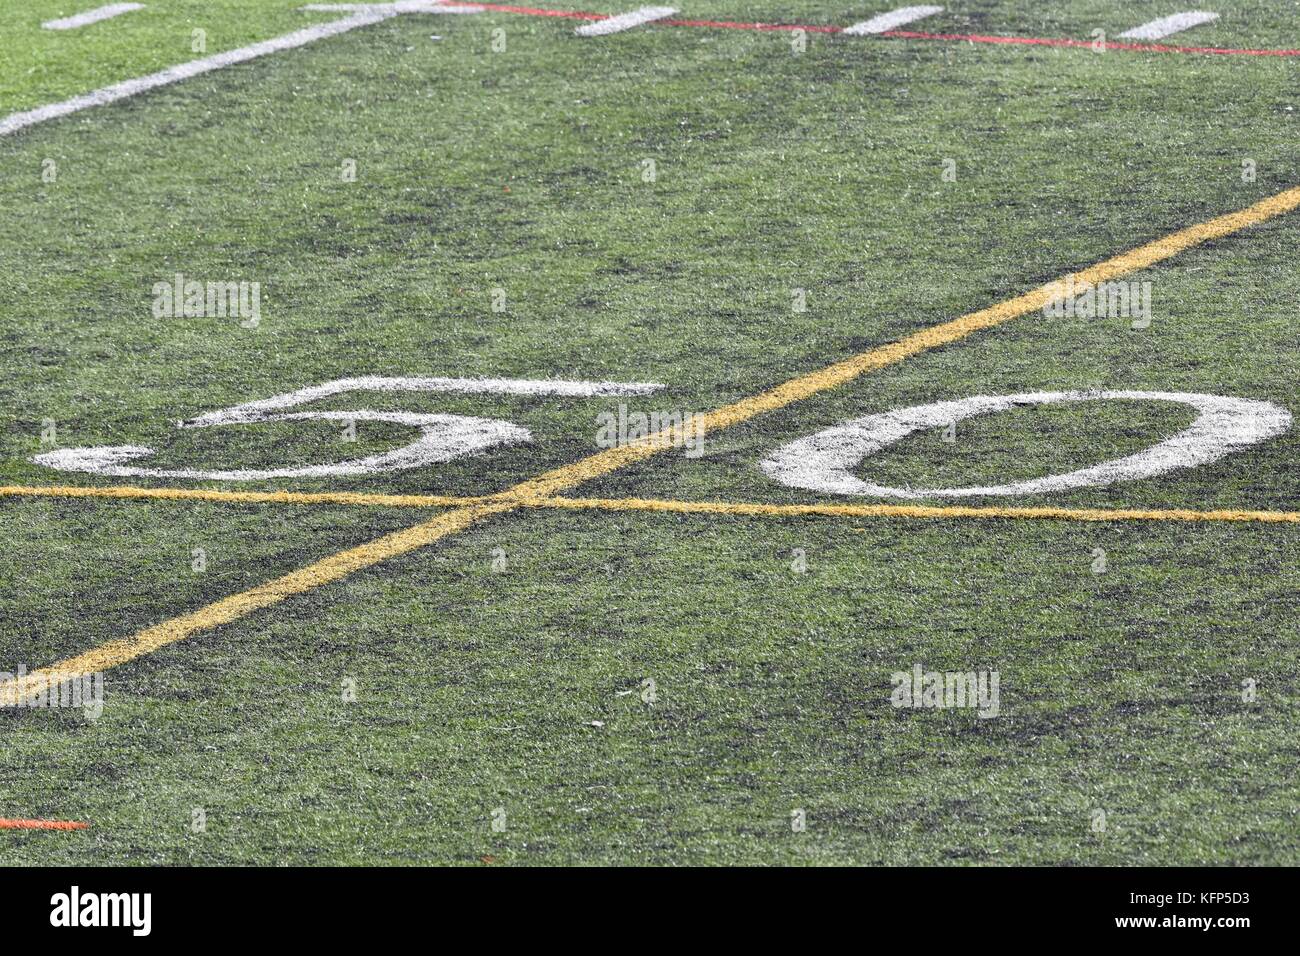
(299, 2, 484, 11)
(843, 5, 944, 36)
(41, 3, 144, 31)
(1117, 11, 1219, 41)
(1, 11, 396, 138)
(576, 6, 677, 37)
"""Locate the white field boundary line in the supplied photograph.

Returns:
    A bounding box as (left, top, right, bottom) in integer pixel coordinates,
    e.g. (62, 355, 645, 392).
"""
(42, 3, 144, 31)
(1, 11, 399, 138)
(576, 6, 677, 37)
(843, 5, 944, 36)
(1118, 12, 1220, 41)
(300, 3, 485, 11)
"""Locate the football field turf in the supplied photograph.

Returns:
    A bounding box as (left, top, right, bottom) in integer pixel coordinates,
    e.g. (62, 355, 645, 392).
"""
(2, 1, 1298, 864)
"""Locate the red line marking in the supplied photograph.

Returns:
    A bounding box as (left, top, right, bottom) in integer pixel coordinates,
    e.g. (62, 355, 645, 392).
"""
(456, 2, 1300, 57)
(884, 29, 1300, 58)
(0, 818, 89, 831)
(662, 18, 839, 34)
(468, 3, 604, 21)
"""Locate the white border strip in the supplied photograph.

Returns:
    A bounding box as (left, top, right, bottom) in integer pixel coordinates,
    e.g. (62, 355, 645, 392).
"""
(2, 11, 392, 138)
(299, 3, 484, 11)
(576, 6, 677, 37)
(1117, 12, 1219, 41)
(42, 3, 144, 31)
(843, 5, 944, 36)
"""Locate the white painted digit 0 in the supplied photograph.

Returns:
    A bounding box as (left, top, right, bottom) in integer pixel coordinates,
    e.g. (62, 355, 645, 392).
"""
(760, 391, 1291, 499)
(33, 375, 663, 480)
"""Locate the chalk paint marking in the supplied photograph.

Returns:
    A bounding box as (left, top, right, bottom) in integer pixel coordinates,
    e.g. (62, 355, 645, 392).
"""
(0, 483, 482, 508)
(534, 495, 1300, 526)
(5, 159, 1300, 696)
(0, 818, 89, 831)
(576, 6, 677, 36)
(178, 376, 664, 427)
(33, 415, 529, 481)
(1, 11, 394, 138)
(843, 5, 943, 36)
(439, 3, 1299, 56)
(760, 391, 1291, 499)
(299, 2, 484, 12)
(1118, 11, 1219, 41)
(0, 502, 515, 708)
(42, 3, 143, 30)
(31, 376, 664, 481)
(504, 187, 1300, 502)
(5, 483, 1300, 525)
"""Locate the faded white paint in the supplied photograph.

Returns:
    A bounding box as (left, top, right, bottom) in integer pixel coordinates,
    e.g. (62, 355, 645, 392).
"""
(299, 3, 484, 12)
(760, 391, 1291, 499)
(1118, 12, 1219, 41)
(33, 376, 664, 480)
(576, 6, 678, 37)
(180, 375, 663, 429)
(34, 414, 527, 480)
(843, 5, 944, 36)
(42, 4, 144, 31)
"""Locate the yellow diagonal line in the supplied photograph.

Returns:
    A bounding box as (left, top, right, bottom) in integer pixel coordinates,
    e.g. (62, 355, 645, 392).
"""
(504, 185, 1300, 499)
(0, 502, 514, 706)
(5, 183, 1300, 703)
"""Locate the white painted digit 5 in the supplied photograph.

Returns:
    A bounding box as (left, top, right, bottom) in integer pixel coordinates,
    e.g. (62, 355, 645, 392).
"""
(33, 375, 663, 480)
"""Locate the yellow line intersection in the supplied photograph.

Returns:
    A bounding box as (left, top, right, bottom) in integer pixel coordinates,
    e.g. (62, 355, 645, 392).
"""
(3, 483, 1299, 525)
(5, 182, 1300, 703)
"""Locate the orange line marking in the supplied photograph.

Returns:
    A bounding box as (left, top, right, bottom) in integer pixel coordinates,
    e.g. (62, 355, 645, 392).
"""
(0, 818, 89, 831)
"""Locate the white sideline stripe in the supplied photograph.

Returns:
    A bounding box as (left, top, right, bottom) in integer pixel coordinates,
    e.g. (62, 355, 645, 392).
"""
(299, 3, 484, 11)
(1117, 11, 1219, 41)
(42, 3, 144, 30)
(1, 12, 392, 139)
(843, 5, 944, 36)
(576, 6, 677, 37)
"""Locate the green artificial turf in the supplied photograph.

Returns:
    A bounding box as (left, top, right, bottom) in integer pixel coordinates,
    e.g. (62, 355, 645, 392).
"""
(1, 1, 1298, 864)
